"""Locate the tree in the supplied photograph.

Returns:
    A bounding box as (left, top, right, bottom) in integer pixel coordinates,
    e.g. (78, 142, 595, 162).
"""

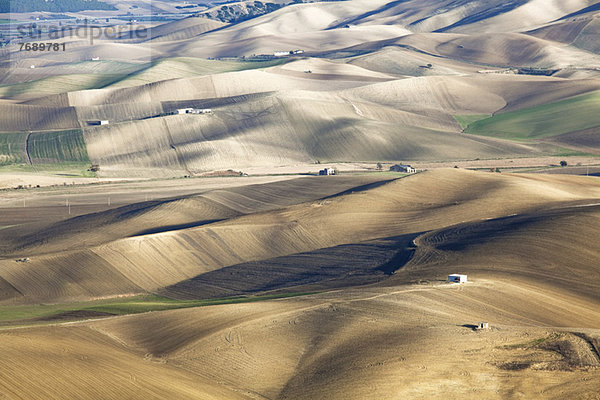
(376, 162, 382, 171)
(560, 160, 568, 167)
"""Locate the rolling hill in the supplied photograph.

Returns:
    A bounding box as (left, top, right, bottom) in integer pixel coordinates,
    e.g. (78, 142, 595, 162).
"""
(0, 169, 599, 399)
(2, 168, 600, 305)
(462, 91, 600, 140)
(7, 70, 600, 176)
(2, 3, 600, 398)
(1, 0, 600, 176)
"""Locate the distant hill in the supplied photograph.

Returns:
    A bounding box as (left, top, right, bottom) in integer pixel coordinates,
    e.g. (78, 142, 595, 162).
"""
(1, 0, 600, 176)
(197, 1, 285, 23)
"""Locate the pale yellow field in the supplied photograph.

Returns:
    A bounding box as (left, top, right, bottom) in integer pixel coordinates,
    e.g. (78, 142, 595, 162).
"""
(0, 168, 599, 399)
(2, 169, 600, 303)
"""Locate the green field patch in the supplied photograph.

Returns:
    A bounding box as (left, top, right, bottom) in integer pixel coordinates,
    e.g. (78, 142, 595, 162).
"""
(463, 91, 600, 140)
(453, 114, 489, 130)
(0, 129, 91, 174)
(500, 337, 550, 349)
(550, 147, 596, 157)
(0, 162, 96, 177)
(0, 132, 28, 165)
(29, 129, 89, 164)
(500, 333, 563, 350)
(0, 292, 318, 326)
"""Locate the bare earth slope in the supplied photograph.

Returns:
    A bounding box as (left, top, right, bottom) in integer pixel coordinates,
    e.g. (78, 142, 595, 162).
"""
(2, 169, 600, 304)
(2, 1, 600, 399)
(1, 169, 600, 399)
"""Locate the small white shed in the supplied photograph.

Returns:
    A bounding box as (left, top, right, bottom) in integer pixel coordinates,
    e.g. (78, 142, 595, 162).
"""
(448, 274, 468, 283)
(476, 322, 489, 330)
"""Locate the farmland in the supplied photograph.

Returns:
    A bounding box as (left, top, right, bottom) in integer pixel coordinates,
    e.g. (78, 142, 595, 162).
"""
(462, 91, 600, 140)
(0, 129, 88, 167)
(0, 169, 599, 399)
(1, 0, 600, 398)
(0, 292, 316, 326)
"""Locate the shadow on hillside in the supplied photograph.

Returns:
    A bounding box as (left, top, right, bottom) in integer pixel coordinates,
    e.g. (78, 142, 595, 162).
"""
(159, 233, 422, 300)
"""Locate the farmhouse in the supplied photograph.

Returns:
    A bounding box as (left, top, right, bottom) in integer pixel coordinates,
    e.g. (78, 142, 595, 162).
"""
(189, 108, 212, 114)
(390, 164, 416, 173)
(273, 50, 304, 57)
(89, 120, 109, 126)
(175, 108, 213, 115)
(319, 168, 336, 176)
(448, 274, 468, 283)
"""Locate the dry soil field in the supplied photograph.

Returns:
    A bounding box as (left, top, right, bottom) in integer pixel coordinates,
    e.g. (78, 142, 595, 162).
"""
(2, 0, 600, 398)
(0, 170, 599, 399)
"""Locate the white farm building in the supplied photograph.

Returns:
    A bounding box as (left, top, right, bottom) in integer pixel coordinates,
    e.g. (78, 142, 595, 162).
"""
(390, 164, 416, 173)
(89, 120, 109, 125)
(448, 274, 468, 283)
(189, 108, 212, 114)
(319, 168, 336, 176)
(175, 108, 213, 115)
